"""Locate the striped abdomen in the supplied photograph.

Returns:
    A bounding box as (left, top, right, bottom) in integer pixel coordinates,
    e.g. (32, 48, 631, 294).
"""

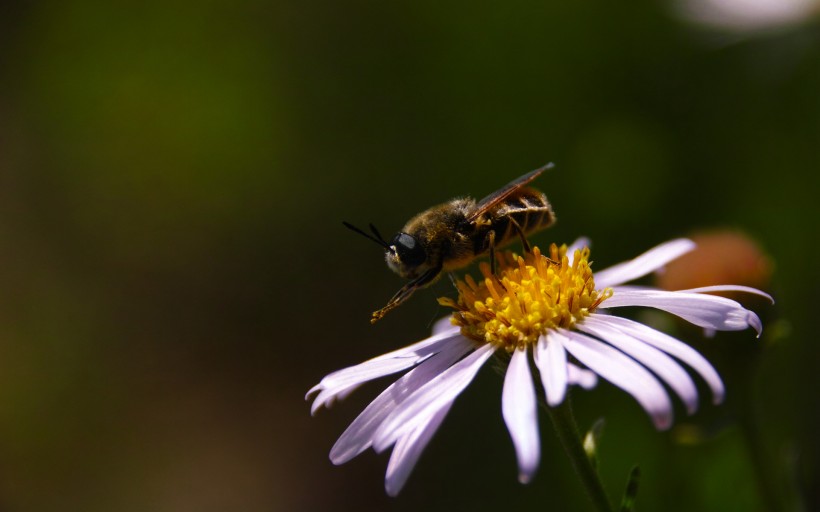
(484, 187, 555, 249)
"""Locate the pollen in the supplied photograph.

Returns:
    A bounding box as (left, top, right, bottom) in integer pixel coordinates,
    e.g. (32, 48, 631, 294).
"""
(439, 244, 612, 351)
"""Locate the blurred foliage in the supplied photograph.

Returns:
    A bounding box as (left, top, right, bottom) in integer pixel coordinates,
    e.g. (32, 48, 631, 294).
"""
(0, 0, 818, 510)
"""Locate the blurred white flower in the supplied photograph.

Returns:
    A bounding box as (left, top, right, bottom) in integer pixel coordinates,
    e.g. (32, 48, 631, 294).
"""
(674, 0, 819, 32)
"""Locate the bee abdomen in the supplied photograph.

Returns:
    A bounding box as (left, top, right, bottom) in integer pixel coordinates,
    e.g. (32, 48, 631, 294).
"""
(495, 189, 555, 246)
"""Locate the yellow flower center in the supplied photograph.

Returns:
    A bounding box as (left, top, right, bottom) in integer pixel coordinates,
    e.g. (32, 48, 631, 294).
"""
(439, 244, 612, 351)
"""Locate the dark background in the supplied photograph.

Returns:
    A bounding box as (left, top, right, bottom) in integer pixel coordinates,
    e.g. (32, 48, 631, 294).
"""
(0, 1, 817, 510)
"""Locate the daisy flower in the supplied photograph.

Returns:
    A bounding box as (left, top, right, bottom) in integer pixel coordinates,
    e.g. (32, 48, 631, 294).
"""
(307, 238, 772, 496)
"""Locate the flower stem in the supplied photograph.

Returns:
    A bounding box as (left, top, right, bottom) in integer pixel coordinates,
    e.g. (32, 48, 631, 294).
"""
(543, 397, 614, 512)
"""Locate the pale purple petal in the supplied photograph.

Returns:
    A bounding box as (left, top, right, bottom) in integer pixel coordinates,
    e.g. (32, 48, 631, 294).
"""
(679, 285, 774, 303)
(307, 330, 461, 415)
(567, 363, 598, 389)
(384, 402, 453, 497)
(534, 333, 568, 406)
(330, 335, 475, 464)
(602, 288, 763, 336)
(579, 316, 699, 414)
(503, 348, 540, 483)
(373, 343, 496, 452)
(431, 315, 460, 336)
(559, 329, 674, 430)
(588, 313, 725, 404)
(594, 239, 696, 288)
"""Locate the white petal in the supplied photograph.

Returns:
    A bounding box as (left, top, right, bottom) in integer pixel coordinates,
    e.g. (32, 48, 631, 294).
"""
(373, 343, 496, 452)
(307, 330, 460, 415)
(602, 288, 764, 336)
(588, 313, 725, 404)
(594, 239, 696, 288)
(567, 363, 598, 389)
(329, 335, 475, 464)
(534, 333, 568, 406)
(503, 348, 540, 483)
(559, 329, 674, 430)
(566, 237, 591, 265)
(384, 402, 453, 497)
(678, 285, 774, 303)
(579, 316, 699, 414)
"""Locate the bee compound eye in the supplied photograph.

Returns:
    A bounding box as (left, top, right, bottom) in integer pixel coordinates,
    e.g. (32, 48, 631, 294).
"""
(392, 233, 426, 267)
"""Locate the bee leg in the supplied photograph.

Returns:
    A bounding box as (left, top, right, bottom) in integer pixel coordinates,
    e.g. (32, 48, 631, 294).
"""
(486, 230, 498, 275)
(509, 218, 532, 253)
(371, 266, 442, 324)
(447, 272, 459, 289)
(485, 231, 508, 290)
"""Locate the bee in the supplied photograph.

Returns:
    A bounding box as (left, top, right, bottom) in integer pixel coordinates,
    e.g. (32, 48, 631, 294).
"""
(344, 163, 556, 323)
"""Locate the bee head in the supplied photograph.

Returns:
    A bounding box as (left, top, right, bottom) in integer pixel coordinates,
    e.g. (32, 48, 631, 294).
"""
(342, 222, 428, 279)
(385, 232, 427, 278)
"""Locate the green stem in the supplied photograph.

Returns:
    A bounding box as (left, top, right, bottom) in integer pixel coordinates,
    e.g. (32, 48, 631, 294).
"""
(735, 366, 794, 512)
(544, 397, 614, 512)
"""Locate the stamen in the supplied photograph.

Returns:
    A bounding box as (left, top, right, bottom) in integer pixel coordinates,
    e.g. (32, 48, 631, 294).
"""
(438, 244, 612, 351)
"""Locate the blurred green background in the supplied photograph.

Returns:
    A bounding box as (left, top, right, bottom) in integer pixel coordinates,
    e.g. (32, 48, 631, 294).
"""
(0, 1, 818, 510)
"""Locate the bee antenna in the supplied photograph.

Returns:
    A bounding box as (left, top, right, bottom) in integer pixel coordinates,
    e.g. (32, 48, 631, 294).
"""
(342, 221, 390, 249)
(368, 224, 389, 246)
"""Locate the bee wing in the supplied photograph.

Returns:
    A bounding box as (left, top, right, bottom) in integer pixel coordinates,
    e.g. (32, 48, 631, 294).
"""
(467, 163, 554, 223)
